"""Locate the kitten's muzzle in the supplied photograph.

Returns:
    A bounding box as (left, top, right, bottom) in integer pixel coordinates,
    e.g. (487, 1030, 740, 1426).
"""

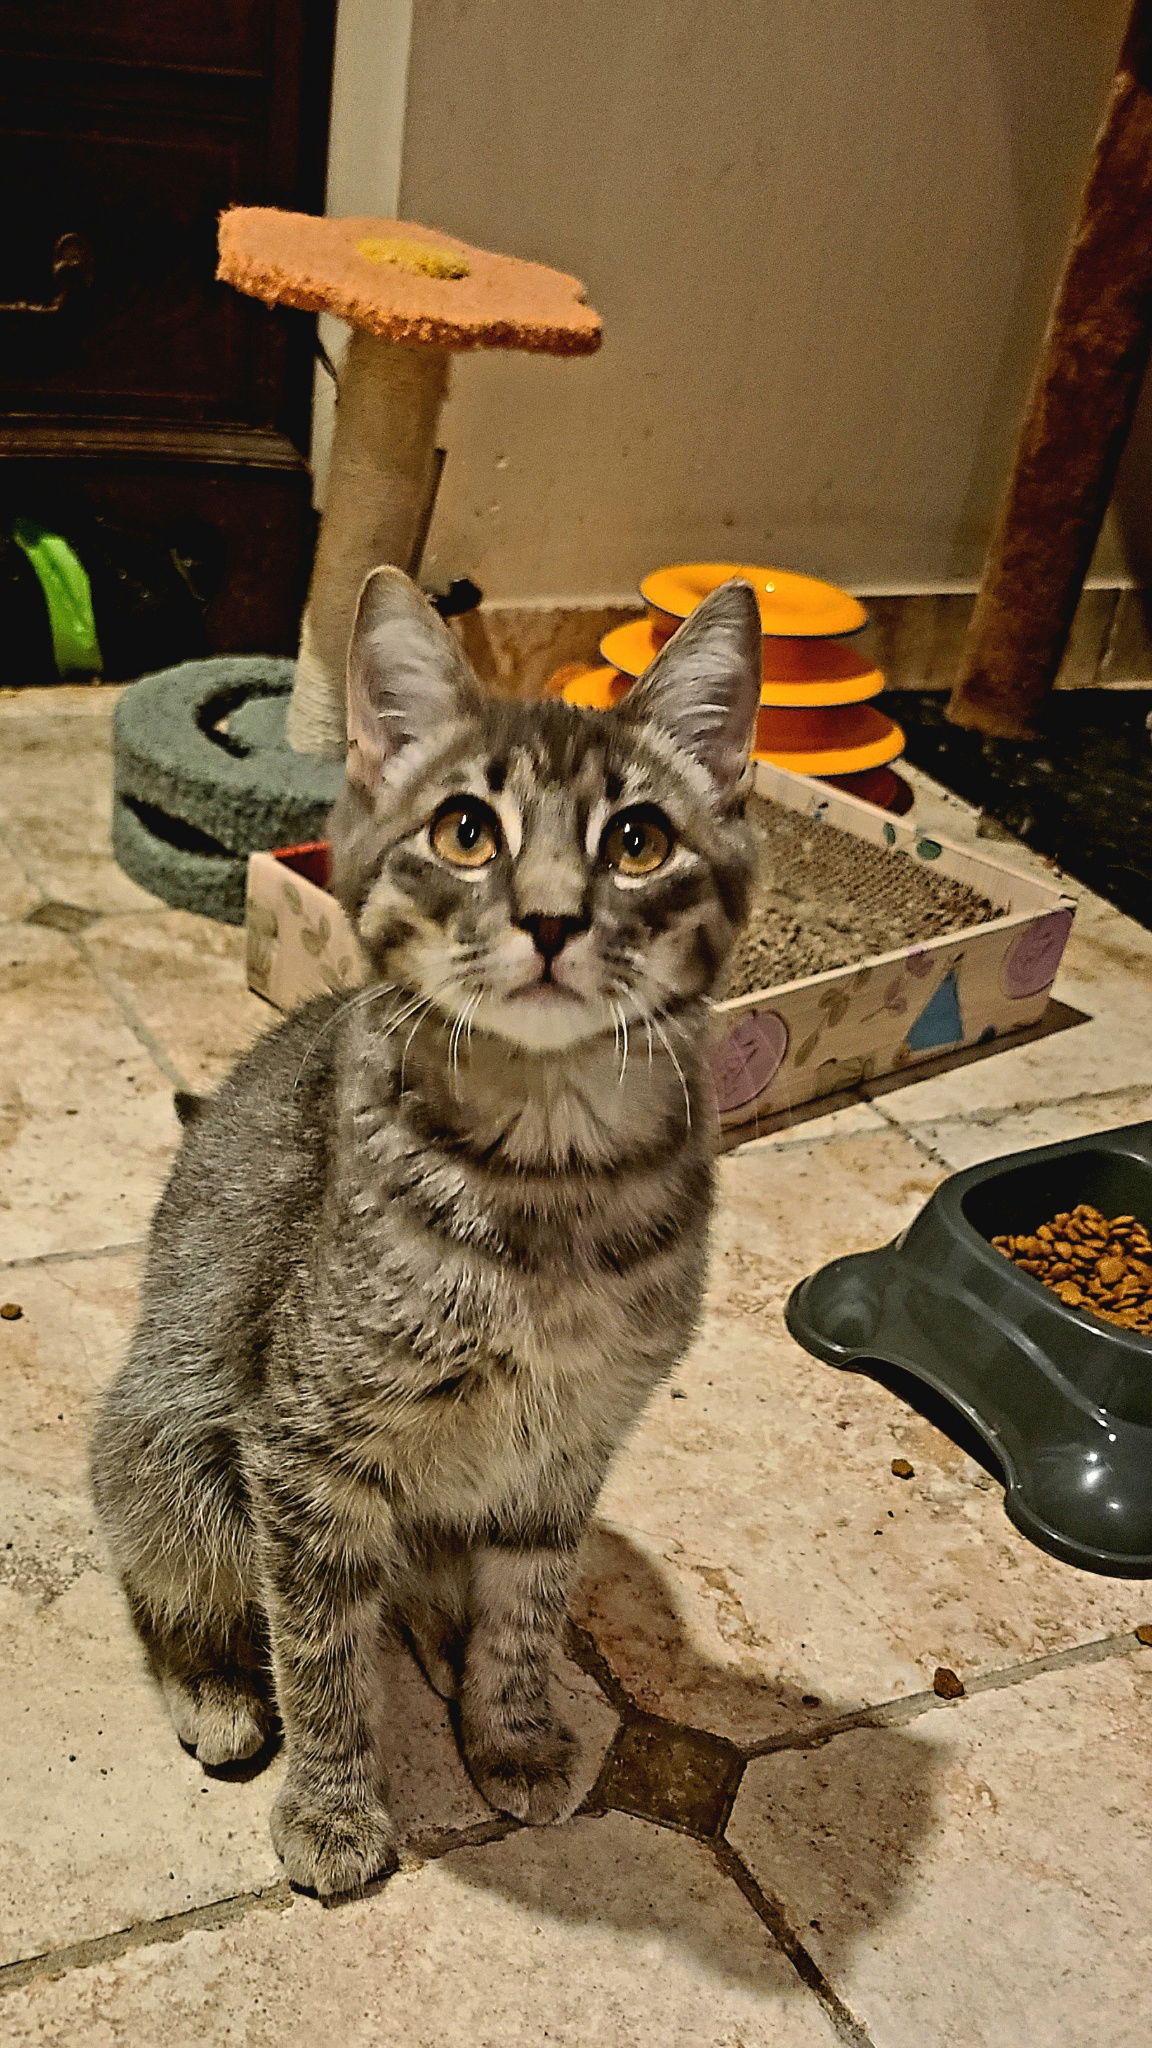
(516, 910, 590, 976)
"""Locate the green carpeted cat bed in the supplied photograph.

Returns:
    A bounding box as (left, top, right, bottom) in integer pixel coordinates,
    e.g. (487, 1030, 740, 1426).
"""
(113, 660, 341, 924)
(111, 210, 601, 920)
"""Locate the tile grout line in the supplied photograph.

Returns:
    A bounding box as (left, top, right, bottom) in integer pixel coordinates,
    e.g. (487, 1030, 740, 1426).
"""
(0, 1884, 293, 1998)
(0, 1819, 527, 2000)
(872, 1073, 1152, 1142)
(2, 1627, 1145, 2002)
(69, 931, 191, 1094)
(3, 811, 189, 1096)
(709, 1839, 878, 2048)
(0, 1237, 147, 1272)
(742, 1628, 1151, 1759)
(864, 1094, 954, 1169)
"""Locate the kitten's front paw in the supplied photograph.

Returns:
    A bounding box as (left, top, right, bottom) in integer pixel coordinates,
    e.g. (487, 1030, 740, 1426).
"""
(270, 1780, 399, 1897)
(465, 1723, 578, 1826)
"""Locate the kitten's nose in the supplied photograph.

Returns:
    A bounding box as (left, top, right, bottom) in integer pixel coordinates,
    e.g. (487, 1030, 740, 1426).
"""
(517, 911, 589, 961)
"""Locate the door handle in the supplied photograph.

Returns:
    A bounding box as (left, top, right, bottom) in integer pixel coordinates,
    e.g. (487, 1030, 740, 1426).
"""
(0, 233, 95, 314)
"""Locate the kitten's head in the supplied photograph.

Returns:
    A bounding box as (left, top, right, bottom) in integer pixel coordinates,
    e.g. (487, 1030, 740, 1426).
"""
(329, 568, 761, 1052)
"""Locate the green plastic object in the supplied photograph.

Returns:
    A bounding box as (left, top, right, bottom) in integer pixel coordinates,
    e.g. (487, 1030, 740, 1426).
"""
(785, 1121, 1152, 1577)
(11, 517, 103, 677)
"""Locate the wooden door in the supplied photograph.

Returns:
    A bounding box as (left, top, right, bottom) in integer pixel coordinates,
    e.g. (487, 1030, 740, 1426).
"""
(0, 0, 336, 659)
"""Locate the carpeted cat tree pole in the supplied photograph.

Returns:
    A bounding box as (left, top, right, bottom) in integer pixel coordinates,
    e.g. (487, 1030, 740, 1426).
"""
(948, 0, 1152, 737)
(217, 209, 602, 756)
(111, 213, 600, 922)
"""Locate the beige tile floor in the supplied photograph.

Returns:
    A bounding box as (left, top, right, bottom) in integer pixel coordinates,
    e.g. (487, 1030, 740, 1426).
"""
(1, 684, 1151, 2046)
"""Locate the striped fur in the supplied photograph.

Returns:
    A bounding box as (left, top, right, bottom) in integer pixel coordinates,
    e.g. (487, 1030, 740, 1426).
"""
(91, 570, 761, 1896)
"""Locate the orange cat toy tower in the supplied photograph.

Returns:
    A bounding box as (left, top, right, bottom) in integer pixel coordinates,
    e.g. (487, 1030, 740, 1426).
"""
(562, 562, 912, 812)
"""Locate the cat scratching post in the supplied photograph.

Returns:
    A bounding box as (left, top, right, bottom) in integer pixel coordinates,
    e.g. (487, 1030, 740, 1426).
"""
(109, 217, 600, 923)
(218, 209, 602, 756)
(293, 334, 449, 754)
(948, 0, 1152, 737)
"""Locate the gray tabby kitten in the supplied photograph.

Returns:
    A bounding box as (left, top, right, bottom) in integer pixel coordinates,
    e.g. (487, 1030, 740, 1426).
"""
(91, 567, 761, 1897)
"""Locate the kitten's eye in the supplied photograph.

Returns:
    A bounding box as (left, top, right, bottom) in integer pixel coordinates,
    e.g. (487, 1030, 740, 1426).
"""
(601, 805, 674, 877)
(430, 798, 501, 868)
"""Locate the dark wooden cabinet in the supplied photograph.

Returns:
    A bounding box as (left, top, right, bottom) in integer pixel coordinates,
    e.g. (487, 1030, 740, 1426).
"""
(0, 1, 335, 657)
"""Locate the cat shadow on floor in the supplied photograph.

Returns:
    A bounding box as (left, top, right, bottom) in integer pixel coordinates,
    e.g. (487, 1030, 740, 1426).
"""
(173, 1524, 940, 1991)
(422, 1526, 943, 1998)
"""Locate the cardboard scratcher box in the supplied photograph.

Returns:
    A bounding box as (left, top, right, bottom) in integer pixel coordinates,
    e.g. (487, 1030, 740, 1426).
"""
(246, 762, 1076, 1138)
(245, 842, 367, 1013)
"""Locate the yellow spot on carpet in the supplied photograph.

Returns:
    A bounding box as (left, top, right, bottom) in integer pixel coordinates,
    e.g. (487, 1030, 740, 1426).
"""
(355, 237, 470, 280)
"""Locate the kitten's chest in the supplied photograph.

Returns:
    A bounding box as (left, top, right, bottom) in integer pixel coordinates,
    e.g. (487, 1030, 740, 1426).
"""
(334, 1183, 695, 1508)
(347, 1118, 704, 1362)
(329, 1093, 710, 1480)
(356, 1317, 651, 1531)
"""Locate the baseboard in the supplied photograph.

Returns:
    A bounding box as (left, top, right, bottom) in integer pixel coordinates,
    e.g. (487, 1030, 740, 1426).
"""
(449, 584, 1152, 696)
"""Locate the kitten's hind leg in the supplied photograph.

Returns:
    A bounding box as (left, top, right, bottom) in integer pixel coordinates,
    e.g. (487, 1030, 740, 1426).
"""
(163, 1670, 269, 1768)
(403, 1602, 463, 1701)
(132, 1598, 273, 1768)
(400, 1548, 469, 1701)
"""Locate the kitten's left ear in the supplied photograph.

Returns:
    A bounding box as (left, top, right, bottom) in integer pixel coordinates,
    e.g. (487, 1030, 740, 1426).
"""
(616, 579, 762, 797)
(345, 566, 481, 790)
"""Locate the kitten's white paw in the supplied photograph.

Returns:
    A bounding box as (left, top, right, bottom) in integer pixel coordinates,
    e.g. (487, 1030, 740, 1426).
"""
(270, 1781, 399, 1897)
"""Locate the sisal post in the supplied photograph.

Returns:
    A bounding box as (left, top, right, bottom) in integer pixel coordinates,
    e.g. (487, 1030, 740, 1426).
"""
(948, 0, 1152, 737)
(288, 331, 449, 756)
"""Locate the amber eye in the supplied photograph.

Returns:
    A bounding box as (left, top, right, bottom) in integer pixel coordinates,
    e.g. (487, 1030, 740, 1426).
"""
(430, 798, 501, 868)
(601, 805, 674, 877)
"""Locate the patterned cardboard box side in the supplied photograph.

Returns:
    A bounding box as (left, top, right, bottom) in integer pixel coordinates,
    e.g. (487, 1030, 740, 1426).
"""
(246, 765, 1076, 1131)
(710, 763, 1075, 1136)
(246, 851, 366, 1013)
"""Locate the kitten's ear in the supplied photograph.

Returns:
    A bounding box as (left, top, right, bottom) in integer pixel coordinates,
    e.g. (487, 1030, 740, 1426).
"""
(617, 579, 762, 796)
(345, 566, 480, 790)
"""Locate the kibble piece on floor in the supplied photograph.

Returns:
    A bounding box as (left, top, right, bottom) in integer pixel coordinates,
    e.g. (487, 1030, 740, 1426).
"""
(933, 1666, 966, 1699)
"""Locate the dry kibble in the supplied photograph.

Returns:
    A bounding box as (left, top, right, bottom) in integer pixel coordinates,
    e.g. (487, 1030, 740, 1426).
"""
(992, 1206, 1152, 1335)
(933, 1666, 966, 1700)
(891, 1458, 914, 1479)
(1135, 1625, 1152, 1647)
(0, 1303, 23, 1321)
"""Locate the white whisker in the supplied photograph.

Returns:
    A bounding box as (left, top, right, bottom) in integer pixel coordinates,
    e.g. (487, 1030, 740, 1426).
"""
(615, 1003, 630, 1086)
(642, 1006, 692, 1132)
(398, 998, 435, 1089)
(462, 991, 483, 1053)
(292, 981, 398, 1087)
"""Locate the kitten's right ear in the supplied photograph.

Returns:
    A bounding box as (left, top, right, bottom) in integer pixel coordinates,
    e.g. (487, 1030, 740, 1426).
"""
(345, 567, 480, 790)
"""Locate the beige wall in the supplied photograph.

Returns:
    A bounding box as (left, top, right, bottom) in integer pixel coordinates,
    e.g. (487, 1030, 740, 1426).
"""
(328, 0, 1134, 604)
